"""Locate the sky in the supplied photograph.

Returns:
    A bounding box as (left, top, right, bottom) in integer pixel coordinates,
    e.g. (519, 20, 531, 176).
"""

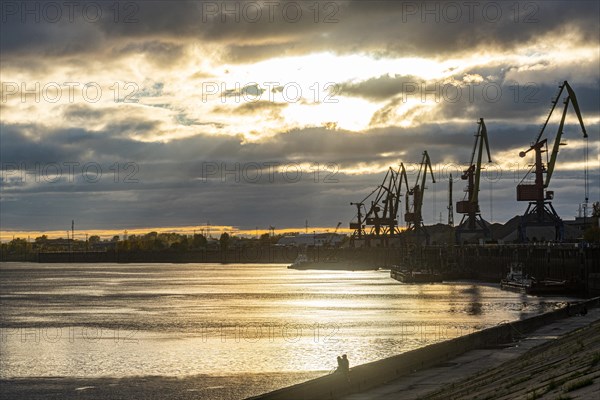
(1, 0, 599, 240)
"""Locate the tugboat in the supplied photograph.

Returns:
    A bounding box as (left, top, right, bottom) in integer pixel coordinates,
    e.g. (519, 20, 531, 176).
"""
(500, 262, 576, 295)
(500, 263, 533, 293)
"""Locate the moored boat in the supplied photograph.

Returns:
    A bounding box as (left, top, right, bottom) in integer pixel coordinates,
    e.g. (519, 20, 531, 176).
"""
(500, 262, 533, 293)
(390, 267, 443, 283)
(500, 262, 577, 295)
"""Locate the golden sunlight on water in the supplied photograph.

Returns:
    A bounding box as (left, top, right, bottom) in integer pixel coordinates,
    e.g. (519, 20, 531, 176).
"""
(0, 263, 575, 396)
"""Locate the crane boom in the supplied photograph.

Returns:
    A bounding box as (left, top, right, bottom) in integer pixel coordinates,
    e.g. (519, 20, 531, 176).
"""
(534, 81, 587, 144)
(544, 85, 587, 187)
(472, 118, 491, 205)
(420, 150, 436, 190)
(518, 80, 587, 198)
(394, 163, 409, 218)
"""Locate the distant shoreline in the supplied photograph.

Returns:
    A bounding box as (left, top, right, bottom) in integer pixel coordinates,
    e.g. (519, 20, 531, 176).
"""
(2, 245, 599, 297)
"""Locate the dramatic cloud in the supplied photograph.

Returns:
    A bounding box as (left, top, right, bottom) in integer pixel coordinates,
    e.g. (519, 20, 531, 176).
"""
(1, 0, 598, 235)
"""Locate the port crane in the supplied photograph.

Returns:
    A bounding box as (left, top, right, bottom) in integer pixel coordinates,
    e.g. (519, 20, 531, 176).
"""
(456, 118, 492, 243)
(404, 151, 435, 243)
(349, 163, 409, 246)
(349, 201, 365, 240)
(517, 81, 587, 242)
(324, 222, 342, 247)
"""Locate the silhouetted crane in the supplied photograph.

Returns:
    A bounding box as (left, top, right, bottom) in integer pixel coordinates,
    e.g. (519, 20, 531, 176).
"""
(349, 163, 409, 246)
(404, 151, 435, 244)
(456, 118, 492, 243)
(517, 81, 587, 242)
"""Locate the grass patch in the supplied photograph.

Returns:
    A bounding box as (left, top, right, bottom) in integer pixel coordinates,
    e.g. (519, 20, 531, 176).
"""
(564, 377, 593, 392)
(590, 352, 600, 367)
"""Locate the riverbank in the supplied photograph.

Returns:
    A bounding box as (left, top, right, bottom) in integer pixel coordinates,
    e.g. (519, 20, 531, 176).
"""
(345, 305, 600, 399)
(249, 299, 599, 400)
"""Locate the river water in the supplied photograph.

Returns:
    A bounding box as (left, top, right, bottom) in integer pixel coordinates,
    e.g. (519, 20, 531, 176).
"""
(0, 262, 574, 399)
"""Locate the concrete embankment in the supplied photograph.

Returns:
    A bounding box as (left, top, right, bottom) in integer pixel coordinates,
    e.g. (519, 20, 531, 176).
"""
(415, 311, 600, 399)
(248, 298, 600, 400)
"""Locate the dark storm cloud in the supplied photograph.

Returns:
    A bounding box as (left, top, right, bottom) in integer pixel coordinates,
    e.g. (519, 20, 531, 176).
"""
(113, 41, 186, 66)
(360, 77, 600, 129)
(0, 12, 103, 57)
(339, 74, 422, 100)
(2, 0, 598, 233)
(431, 80, 600, 127)
(0, 124, 83, 164)
(340, 67, 599, 113)
(2, 117, 597, 230)
(61, 104, 113, 122)
(222, 42, 302, 63)
(4, 117, 596, 190)
(2, 1, 598, 63)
